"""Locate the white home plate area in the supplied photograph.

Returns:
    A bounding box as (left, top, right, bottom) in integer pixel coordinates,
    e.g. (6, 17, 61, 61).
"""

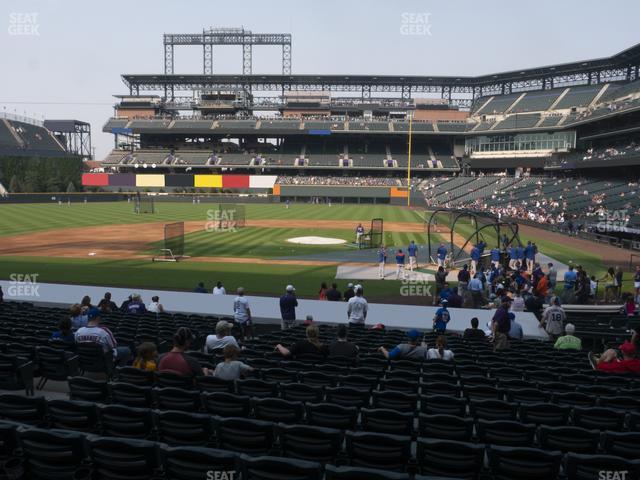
(286, 236, 347, 245)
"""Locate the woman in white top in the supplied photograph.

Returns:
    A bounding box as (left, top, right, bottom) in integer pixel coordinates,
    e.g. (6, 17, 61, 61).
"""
(426, 336, 455, 361)
(205, 320, 239, 353)
(212, 281, 226, 295)
(510, 291, 525, 312)
(147, 296, 164, 313)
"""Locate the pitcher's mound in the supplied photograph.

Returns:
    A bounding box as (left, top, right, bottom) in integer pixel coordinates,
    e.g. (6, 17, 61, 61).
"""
(287, 236, 347, 245)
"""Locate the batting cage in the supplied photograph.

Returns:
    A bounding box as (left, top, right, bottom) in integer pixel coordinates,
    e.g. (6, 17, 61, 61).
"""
(153, 221, 187, 262)
(360, 218, 384, 249)
(134, 193, 155, 214)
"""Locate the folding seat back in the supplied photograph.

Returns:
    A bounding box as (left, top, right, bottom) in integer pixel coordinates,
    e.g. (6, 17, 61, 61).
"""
(68, 376, 109, 403)
(252, 397, 304, 424)
(463, 384, 501, 401)
(153, 387, 202, 412)
(487, 445, 563, 480)
(371, 390, 417, 412)
(201, 392, 251, 417)
(469, 399, 517, 421)
(0, 353, 34, 396)
(280, 382, 324, 403)
(0, 420, 20, 460)
(538, 425, 602, 454)
(339, 375, 379, 390)
(35, 346, 79, 389)
(18, 427, 88, 480)
(598, 395, 640, 412)
(214, 417, 275, 455)
(325, 464, 411, 480)
(236, 379, 279, 398)
(573, 406, 626, 431)
(565, 452, 640, 480)
(47, 399, 99, 432)
(476, 419, 536, 447)
(0, 394, 46, 425)
(379, 378, 420, 394)
(109, 382, 154, 408)
(306, 402, 358, 430)
(277, 423, 343, 463)
(602, 431, 640, 459)
(97, 404, 155, 439)
(417, 413, 473, 442)
(519, 402, 570, 426)
(552, 392, 596, 408)
(160, 445, 237, 480)
(360, 408, 414, 436)
(420, 394, 466, 417)
(505, 388, 551, 404)
(345, 431, 412, 472)
(114, 366, 155, 386)
(238, 454, 322, 480)
(421, 381, 460, 397)
(154, 371, 194, 389)
(299, 371, 338, 388)
(416, 438, 484, 479)
(325, 387, 371, 408)
(195, 375, 235, 393)
(75, 342, 114, 377)
(155, 410, 214, 446)
(87, 436, 162, 480)
(260, 367, 299, 383)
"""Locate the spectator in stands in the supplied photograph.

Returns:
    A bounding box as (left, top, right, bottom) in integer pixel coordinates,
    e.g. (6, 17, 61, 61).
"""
(347, 285, 368, 327)
(132, 342, 158, 371)
(205, 320, 239, 353)
(75, 311, 131, 366)
(508, 312, 523, 341)
(433, 299, 451, 334)
(80, 295, 95, 314)
(97, 292, 117, 313)
(427, 336, 454, 361)
(457, 264, 470, 296)
(0, 286, 3, 303)
(510, 290, 525, 312)
(378, 329, 427, 360)
(463, 317, 486, 340)
(158, 327, 205, 376)
(492, 296, 511, 351)
(562, 265, 577, 304)
(280, 285, 299, 330)
(600, 267, 617, 303)
(591, 340, 640, 374)
(213, 345, 254, 381)
(126, 294, 147, 315)
(328, 324, 359, 359)
(147, 295, 164, 313)
(69, 303, 89, 331)
(547, 263, 557, 292)
(344, 283, 355, 302)
(434, 266, 448, 306)
(446, 286, 463, 309)
(194, 282, 207, 293)
(554, 323, 582, 350)
(615, 266, 624, 300)
(212, 281, 226, 295)
(624, 294, 636, 316)
(634, 265, 640, 300)
(276, 324, 328, 358)
(468, 273, 485, 308)
(541, 297, 566, 341)
(50, 317, 74, 345)
(233, 287, 252, 340)
(119, 295, 132, 312)
(318, 282, 328, 300)
(326, 283, 342, 301)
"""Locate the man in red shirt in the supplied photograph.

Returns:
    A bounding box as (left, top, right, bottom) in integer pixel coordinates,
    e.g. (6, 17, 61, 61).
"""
(593, 341, 640, 374)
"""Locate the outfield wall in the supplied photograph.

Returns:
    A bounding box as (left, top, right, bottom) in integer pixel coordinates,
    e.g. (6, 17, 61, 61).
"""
(82, 173, 278, 189)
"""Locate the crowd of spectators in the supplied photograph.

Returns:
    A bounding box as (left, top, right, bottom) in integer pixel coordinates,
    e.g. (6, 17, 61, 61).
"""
(277, 175, 406, 186)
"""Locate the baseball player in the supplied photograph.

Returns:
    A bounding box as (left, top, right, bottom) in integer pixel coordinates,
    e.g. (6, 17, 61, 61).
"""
(395, 249, 406, 280)
(355, 223, 365, 247)
(407, 240, 418, 272)
(436, 243, 447, 268)
(377, 245, 387, 279)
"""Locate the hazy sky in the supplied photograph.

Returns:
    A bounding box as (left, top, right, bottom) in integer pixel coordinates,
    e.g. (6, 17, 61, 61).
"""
(2, 0, 639, 159)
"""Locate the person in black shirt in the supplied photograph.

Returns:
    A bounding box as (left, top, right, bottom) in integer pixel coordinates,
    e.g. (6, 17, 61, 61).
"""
(343, 283, 355, 302)
(328, 324, 359, 358)
(279, 285, 298, 330)
(326, 283, 342, 301)
(98, 292, 118, 313)
(463, 317, 487, 341)
(275, 325, 328, 359)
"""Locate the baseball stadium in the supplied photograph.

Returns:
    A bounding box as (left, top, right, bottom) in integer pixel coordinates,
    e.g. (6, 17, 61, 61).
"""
(1, 2, 640, 479)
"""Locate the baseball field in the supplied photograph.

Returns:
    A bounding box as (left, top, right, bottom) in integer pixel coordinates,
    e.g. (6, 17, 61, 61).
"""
(0, 200, 623, 301)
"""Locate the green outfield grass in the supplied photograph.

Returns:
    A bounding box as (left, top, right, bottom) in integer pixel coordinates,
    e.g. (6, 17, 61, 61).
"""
(0, 202, 426, 299)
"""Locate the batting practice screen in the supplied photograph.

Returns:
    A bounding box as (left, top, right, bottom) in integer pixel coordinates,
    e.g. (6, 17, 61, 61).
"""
(369, 218, 384, 248)
(164, 222, 185, 257)
(134, 193, 155, 214)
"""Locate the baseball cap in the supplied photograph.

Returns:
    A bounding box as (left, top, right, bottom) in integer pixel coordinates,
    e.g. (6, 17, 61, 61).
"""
(620, 341, 636, 355)
(347, 283, 354, 288)
(354, 284, 363, 291)
(406, 329, 421, 339)
(372, 323, 385, 330)
(286, 285, 295, 292)
(501, 295, 512, 303)
(441, 299, 448, 304)
(87, 308, 101, 320)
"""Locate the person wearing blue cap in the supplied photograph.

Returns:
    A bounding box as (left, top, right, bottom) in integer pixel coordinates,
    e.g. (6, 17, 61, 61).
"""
(378, 329, 427, 361)
(433, 299, 451, 333)
(507, 311, 523, 340)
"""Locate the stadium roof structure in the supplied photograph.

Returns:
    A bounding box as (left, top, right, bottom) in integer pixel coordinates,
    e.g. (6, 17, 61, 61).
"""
(121, 41, 640, 107)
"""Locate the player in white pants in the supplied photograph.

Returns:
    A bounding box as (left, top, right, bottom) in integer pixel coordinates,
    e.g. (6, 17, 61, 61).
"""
(377, 246, 387, 279)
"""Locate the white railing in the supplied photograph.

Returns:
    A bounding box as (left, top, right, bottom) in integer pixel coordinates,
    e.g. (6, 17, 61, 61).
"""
(0, 111, 44, 126)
